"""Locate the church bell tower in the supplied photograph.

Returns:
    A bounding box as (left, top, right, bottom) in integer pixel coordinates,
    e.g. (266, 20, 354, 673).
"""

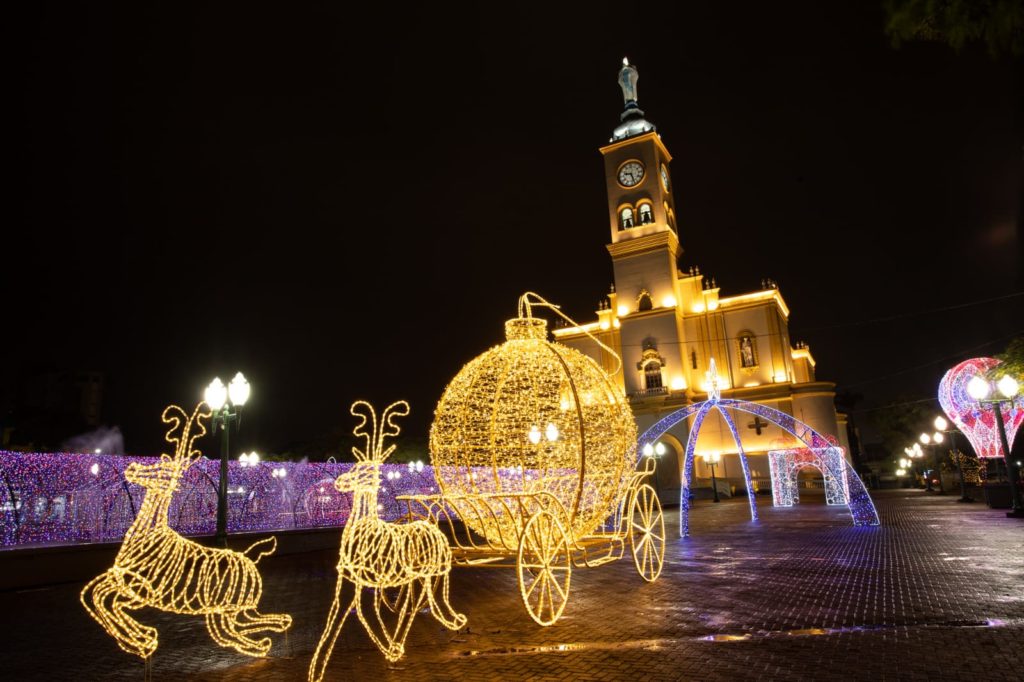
(601, 58, 682, 320)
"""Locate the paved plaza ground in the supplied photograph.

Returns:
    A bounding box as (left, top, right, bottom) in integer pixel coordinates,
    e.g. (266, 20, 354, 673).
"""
(2, 489, 1022, 681)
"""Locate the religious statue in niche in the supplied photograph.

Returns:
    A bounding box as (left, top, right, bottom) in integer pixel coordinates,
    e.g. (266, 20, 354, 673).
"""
(739, 334, 756, 368)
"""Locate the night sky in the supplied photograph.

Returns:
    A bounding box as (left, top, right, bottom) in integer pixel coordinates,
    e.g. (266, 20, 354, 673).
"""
(9, 2, 1023, 458)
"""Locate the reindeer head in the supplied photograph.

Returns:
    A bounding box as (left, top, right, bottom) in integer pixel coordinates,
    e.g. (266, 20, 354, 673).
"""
(333, 400, 409, 494)
(124, 403, 212, 494)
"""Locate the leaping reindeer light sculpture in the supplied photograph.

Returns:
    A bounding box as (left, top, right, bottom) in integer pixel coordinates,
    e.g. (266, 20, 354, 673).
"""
(309, 401, 466, 680)
(81, 403, 292, 661)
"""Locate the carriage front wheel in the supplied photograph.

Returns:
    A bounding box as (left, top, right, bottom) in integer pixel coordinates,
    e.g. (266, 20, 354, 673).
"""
(517, 510, 571, 626)
(629, 484, 665, 581)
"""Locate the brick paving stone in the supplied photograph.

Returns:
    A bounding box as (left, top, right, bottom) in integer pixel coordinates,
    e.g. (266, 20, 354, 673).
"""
(1, 490, 1022, 681)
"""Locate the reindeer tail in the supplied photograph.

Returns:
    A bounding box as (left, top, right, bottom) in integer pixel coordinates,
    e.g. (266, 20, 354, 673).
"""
(243, 536, 278, 565)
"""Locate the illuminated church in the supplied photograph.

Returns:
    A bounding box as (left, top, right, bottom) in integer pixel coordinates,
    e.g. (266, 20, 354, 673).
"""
(554, 60, 850, 498)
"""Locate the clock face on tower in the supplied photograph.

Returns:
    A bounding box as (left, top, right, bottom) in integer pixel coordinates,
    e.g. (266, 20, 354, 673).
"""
(660, 163, 670, 191)
(617, 160, 645, 187)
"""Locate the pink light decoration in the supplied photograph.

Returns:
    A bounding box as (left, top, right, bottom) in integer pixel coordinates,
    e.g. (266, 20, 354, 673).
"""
(938, 357, 1023, 459)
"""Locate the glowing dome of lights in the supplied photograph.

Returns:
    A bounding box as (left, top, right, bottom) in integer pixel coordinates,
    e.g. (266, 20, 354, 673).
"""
(430, 299, 637, 542)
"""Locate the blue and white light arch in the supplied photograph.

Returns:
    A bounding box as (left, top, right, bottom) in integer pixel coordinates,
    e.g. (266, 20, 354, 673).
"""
(637, 368, 879, 536)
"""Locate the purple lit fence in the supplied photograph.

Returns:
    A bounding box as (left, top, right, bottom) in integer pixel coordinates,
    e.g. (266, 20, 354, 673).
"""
(0, 452, 442, 550)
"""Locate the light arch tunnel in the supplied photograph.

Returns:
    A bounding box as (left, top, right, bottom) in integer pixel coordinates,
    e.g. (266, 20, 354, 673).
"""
(637, 398, 880, 537)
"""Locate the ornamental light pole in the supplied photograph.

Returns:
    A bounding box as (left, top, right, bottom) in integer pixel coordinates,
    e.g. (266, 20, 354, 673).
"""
(919, 430, 945, 494)
(906, 443, 925, 489)
(702, 451, 721, 503)
(966, 373, 1024, 518)
(641, 441, 666, 494)
(204, 372, 251, 546)
(934, 415, 973, 503)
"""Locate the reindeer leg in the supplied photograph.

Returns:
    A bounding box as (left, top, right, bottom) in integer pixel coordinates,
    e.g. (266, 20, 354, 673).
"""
(205, 610, 272, 657)
(352, 586, 405, 662)
(81, 571, 158, 659)
(380, 581, 426, 658)
(426, 570, 467, 631)
(235, 607, 292, 636)
(308, 576, 357, 682)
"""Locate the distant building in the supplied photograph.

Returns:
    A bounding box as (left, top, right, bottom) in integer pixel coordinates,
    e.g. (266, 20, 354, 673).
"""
(554, 60, 848, 498)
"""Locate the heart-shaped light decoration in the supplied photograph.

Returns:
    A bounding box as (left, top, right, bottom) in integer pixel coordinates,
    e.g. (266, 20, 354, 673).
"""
(938, 357, 1022, 458)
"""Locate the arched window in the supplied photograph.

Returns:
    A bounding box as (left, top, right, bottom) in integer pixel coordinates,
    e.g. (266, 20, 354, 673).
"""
(637, 289, 653, 311)
(638, 203, 654, 225)
(691, 350, 698, 370)
(737, 332, 758, 369)
(619, 207, 634, 230)
(644, 361, 663, 390)
(638, 346, 665, 391)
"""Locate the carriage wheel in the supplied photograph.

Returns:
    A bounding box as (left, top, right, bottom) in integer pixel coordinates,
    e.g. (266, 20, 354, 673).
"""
(517, 510, 572, 626)
(629, 484, 665, 582)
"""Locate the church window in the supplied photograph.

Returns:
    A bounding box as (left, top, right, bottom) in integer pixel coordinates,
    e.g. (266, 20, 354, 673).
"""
(638, 203, 654, 225)
(644, 361, 663, 390)
(637, 290, 653, 311)
(619, 207, 635, 230)
(737, 332, 758, 369)
(691, 350, 697, 370)
(638, 345, 665, 391)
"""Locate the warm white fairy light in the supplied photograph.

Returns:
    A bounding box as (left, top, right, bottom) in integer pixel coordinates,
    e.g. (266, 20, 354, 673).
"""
(397, 293, 664, 628)
(308, 401, 466, 679)
(81, 403, 291, 660)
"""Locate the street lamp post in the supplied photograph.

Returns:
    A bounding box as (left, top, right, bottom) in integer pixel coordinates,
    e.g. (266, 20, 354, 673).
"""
(966, 374, 1024, 518)
(906, 443, 926, 490)
(642, 441, 666, 495)
(702, 452, 722, 503)
(919, 430, 945, 494)
(204, 372, 251, 546)
(934, 415, 973, 503)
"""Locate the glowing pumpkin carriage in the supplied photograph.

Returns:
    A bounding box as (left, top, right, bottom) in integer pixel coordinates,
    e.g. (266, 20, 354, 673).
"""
(398, 294, 665, 626)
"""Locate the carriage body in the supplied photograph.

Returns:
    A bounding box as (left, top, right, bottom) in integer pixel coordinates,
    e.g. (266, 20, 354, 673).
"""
(399, 306, 664, 626)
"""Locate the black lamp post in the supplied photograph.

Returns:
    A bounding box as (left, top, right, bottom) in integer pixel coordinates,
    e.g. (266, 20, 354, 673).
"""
(204, 372, 251, 546)
(934, 415, 973, 503)
(967, 374, 1024, 518)
(641, 441, 667, 496)
(702, 452, 721, 503)
(908, 442, 928, 490)
(919, 430, 945, 495)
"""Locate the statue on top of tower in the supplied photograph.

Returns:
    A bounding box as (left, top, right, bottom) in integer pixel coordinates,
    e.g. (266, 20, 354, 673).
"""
(611, 58, 656, 142)
(618, 57, 639, 104)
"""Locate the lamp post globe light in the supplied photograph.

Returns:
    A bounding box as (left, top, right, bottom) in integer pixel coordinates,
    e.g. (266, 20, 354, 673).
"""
(701, 451, 722, 503)
(966, 373, 1024, 518)
(642, 441, 666, 494)
(906, 443, 925, 488)
(204, 372, 251, 546)
(919, 430, 945, 495)
(933, 415, 974, 503)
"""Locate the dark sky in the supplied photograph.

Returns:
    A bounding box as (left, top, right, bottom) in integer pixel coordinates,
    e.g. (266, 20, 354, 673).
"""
(9, 1, 1023, 457)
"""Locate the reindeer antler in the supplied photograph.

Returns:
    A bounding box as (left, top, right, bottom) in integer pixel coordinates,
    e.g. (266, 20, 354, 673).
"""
(161, 405, 190, 460)
(182, 403, 212, 470)
(160, 403, 212, 469)
(378, 401, 410, 461)
(350, 401, 377, 462)
(348, 400, 409, 462)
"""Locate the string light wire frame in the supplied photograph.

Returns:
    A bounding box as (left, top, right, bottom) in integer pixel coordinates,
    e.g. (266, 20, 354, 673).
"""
(308, 401, 466, 680)
(399, 293, 665, 627)
(80, 403, 292, 661)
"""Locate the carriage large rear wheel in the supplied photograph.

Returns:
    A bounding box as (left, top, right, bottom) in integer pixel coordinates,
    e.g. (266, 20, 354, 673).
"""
(517, 510, 572, 626)
(629, 484, 665, 582)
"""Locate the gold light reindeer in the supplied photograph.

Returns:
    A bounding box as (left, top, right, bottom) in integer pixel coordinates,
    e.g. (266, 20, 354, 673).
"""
(308, 400, 466, 680)
(81, 403, 292, 661)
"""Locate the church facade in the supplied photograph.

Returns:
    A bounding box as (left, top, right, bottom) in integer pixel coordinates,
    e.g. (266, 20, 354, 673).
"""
(553, 60, 849, 499)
